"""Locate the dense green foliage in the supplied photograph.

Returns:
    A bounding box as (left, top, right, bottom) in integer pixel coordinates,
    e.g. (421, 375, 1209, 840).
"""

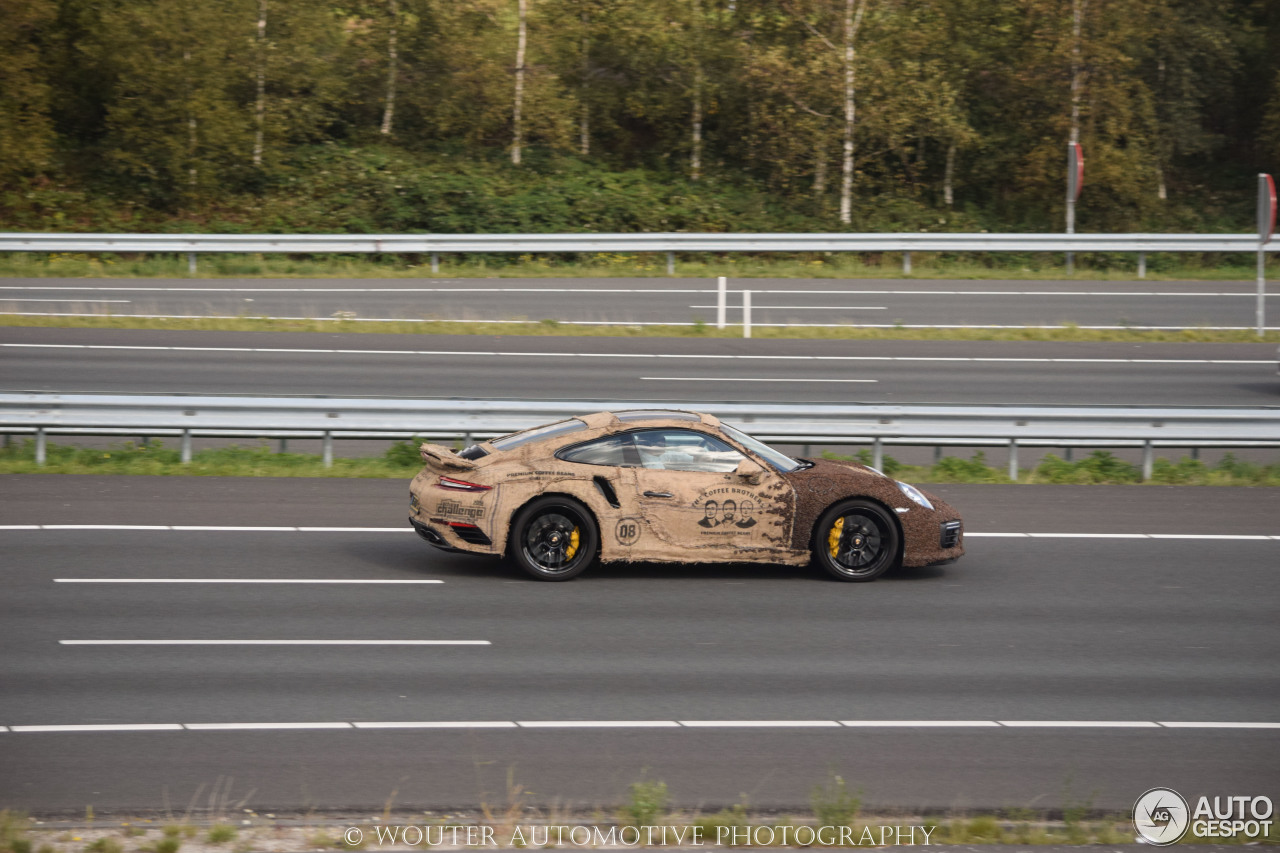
(1, 0, 1277, 234)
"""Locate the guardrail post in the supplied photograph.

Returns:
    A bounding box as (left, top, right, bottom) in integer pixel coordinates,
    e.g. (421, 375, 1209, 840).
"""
(742, 289, 752, 338)
(717, 276, 727, 330)
(187, 253, 197, 274)
(1142, 440, 1153, 481)
(933, 446, 942, 464)
(902, 251, 912, 275)
(1137, 252, 1146, 278)
(1258, 245, 1267, 338)
(431, 253, 440, 275)
(667, 252, 675, 276)
(277, 438, 288, 454)
(1008, 439, 1018, 481)
(181, 430, 192, 464)
(36, 428, 46, 465)
(872, 438, 883, 472)
(323, 431, 333, 468)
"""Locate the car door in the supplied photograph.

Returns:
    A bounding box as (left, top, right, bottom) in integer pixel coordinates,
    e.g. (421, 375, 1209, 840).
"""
(627, 428, 790, 558)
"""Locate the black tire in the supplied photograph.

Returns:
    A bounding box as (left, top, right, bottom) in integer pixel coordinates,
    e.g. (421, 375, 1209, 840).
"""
(508, 497, 598, 581)
(812, 499, 901, 582)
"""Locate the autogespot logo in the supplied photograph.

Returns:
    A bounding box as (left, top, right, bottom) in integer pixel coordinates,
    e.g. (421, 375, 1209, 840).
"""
(1134, 787, 1191, 846)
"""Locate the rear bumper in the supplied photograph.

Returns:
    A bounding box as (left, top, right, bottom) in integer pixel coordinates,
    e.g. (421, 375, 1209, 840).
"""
(409, 517, 464, 552)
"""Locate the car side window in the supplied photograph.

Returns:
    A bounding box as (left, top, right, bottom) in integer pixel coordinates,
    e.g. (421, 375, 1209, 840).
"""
(558, 429, 744, 472)
(632, 429, 743, 473)
(557, 434, 642, 467)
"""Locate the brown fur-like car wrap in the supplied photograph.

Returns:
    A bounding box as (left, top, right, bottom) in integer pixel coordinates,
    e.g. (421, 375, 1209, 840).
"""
(783, 458, 964, 568)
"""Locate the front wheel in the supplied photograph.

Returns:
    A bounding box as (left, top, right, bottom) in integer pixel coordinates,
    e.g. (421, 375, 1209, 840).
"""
(812, 499, 901, 582)
(508, 497, 598, 581)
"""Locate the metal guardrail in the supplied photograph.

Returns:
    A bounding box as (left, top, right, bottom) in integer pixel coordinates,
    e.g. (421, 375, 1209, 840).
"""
(2, 231, 1276, 253)
(3, 231, 1277, 280)
(3, 394, 1278, 480)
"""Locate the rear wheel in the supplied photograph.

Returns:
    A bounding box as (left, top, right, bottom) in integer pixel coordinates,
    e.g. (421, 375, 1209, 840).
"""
(812, 499, 900, 582)
(508, 497, 598, 581)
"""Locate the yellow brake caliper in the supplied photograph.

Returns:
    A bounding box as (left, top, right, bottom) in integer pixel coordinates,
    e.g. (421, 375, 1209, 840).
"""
(827, 517, 844, 558)
(565, 526, 580, 560)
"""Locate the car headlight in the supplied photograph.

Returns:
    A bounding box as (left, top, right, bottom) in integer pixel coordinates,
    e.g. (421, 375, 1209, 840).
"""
(895, 481, 933, 510)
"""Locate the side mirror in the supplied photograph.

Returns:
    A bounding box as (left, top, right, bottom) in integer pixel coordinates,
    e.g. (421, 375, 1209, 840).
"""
(735, 459, 764, 486)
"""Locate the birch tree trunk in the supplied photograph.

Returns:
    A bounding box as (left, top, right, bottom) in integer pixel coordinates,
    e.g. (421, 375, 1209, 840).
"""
(689, 0, 703, 181)
(1069, 0, 1084, 146)
(253, 0, 266, 166)
(814, 141, 827, 196)
(380, 0, 398, 136)
(839, 0, 867, 225)
(184, 47, 197, 189)
(691, 63, 703, 181)
(579, 7, 589, 156)
(512, 0, 528, 164)
(943, 142, 955, 207)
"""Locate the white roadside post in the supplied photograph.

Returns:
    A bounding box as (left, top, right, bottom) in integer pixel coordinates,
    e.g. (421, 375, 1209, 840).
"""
(1258, 173, 1275, 337)
(1065, 142, 1084, 275)
(742, 289, 752, 339)
(716, 276, 727, 329)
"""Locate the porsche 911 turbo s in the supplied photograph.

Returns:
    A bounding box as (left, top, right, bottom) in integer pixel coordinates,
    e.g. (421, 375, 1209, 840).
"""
(408, 410, 963, 581)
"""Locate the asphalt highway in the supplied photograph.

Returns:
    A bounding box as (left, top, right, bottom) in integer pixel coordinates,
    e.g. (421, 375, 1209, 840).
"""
(4, 327, 1279, 406)
(2, 277, 1277, 329)
(1, 475, 1277, 812)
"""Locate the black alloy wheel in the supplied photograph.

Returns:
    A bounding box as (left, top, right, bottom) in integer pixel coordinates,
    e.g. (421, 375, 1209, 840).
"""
(812, 499, 901, 582)
(509, 497, 598, 581)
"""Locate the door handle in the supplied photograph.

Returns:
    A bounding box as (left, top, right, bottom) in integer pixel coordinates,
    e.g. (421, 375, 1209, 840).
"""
(643, 490, 674, 498)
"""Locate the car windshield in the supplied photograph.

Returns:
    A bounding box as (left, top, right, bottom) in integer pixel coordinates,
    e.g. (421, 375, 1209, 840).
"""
(719, 423, 804, 473)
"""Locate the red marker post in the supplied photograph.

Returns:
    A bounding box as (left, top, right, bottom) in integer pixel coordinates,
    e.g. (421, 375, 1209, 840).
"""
(1258, 173, 1275, 337)
(1066, 142, 1084, 274)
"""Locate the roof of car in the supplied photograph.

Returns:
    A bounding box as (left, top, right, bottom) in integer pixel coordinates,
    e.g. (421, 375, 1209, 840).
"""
(599, 409, 720, 428)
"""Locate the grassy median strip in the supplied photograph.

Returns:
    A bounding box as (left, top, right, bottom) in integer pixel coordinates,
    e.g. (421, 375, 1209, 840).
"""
(2, 440, 1277, 485)
(4, 313, 1279, 343)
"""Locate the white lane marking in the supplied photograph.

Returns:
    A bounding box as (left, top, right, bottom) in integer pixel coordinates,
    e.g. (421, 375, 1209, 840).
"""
(352, 721, 518, 729)
(2, 525, 414, 532)
(966, 533, 1280, 541)
(5, 719, 1278, 732)
(0, 298, 132, 303)
(640, 377, 877, 383)
(10, 724, 184, 732)
(517, 721, 682, 728)
(838, 720, 1000, 727)
(5, 526, 1277, 539)
(998, 721, 1160, 728)
(1158, 722, 1280, 729)
(7, 312, 1280, 332)
(2, 343, 1271, 365)
(678, 720, 842, 727)
(54, 578, 443, 584)
(0, 286, 1268, 297)
(184, 722, 353, 730)
(689, 304, 887, 310)
(60, 640, 489, 646)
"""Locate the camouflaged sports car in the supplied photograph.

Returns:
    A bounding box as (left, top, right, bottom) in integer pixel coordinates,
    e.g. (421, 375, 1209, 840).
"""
(409, 410, 963, 581)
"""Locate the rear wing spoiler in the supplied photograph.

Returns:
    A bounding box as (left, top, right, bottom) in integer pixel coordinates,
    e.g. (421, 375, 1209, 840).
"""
(419, 443, 478, 472)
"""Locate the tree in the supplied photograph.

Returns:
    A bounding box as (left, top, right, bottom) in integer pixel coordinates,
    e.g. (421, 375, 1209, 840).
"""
(0, 0, 56, 186)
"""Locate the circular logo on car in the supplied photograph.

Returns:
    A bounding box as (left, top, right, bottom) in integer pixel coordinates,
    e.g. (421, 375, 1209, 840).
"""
(1133, 787, 1190, 846)
(615, 517, 641, 546)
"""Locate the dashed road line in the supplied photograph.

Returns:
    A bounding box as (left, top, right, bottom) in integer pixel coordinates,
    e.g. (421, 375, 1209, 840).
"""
(59, 640, 490, 646)
(4, 719, 1278, 732)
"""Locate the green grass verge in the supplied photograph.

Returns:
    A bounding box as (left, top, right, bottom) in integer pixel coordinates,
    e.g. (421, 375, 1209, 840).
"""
(4, 313, 1279, 343)
(0, 250, 1272, 281)
(2, 440, 1277, 485)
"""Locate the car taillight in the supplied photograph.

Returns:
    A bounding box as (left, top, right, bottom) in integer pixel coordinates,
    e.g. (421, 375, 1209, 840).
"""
(437, 477, 492, 492)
